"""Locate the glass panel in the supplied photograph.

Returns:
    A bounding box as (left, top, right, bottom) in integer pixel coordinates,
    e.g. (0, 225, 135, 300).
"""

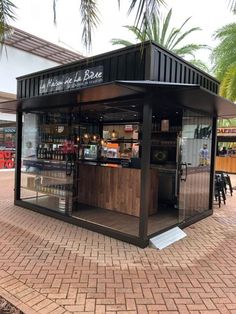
(20, 112, 74, 215)
(0, 119, 16, 170)
(148, 113, 182, 235)
(178, 110, 212, 221)
(71, 103, 142, 237)
(148, 109, 213, 236)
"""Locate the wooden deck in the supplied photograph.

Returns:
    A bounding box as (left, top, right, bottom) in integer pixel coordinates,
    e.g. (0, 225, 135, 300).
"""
(22, 197, 179, 237)
(73, 203, 178, 236)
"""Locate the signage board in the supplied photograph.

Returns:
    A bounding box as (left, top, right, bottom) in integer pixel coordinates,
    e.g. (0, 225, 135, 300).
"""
(217, 127, 236, 136)
(39, 66, 103, 94)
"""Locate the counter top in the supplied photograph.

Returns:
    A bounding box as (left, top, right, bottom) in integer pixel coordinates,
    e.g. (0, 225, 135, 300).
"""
(77, 158, 140, 168)
(78, 160, 123, 168)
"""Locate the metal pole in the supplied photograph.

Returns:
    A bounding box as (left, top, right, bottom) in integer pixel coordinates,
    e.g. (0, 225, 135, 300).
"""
(14, 111, 22, 201)
(139, 98, 152, 241)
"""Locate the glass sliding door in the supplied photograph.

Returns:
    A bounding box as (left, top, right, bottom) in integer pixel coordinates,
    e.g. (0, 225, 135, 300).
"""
(178, 110, 212, 222)
(147, 109, 213, 236)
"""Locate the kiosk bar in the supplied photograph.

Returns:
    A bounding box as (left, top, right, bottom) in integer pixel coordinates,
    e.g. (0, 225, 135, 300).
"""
(5, 41, 236, 247)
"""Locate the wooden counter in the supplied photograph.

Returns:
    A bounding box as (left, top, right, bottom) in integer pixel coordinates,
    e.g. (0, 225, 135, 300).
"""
(77, 164, 158, 217)
(215, 156, 236, 173)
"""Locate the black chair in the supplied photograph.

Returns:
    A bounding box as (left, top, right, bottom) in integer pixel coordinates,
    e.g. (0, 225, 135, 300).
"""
(223, 173, 233, 196)
(214, 174, 226, 207)
(215, 171, 233, 196)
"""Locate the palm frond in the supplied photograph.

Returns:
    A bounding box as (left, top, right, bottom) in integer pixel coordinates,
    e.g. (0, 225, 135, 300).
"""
(123, 25, 145, 41)
(112, 6, 207, 65)
(53, 0, 58, 25)
(174, 44, 209, 58)
(169, 27, 201, 50)
(80, 0, 100, 52)
(0, 0, 16, 53)
(211, 23, 236, 80)
(167, 16, 192, 49)
(111, 38, 134, 46)
(128, 0, 165, 27)
(227, 0, 236, 13)
(220, 63, 236, 101)
(188, 59, 210, 73)
(160, 8, 172, 45)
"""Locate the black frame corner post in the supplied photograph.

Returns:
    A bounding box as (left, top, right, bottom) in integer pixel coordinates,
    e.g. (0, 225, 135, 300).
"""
(209, 116, 217, 209)
(139, 98, 153, 242)
(14, 111, 22, 201)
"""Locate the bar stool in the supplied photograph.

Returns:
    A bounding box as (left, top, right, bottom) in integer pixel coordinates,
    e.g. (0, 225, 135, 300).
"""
(223, 173, 233, 196)
(214, 174, 226, 207)
(215, 171, 233, 196)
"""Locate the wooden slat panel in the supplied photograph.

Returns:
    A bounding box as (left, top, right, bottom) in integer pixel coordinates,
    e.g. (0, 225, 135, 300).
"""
(77, 164, 158, 217)
(215, 156, 236, 173)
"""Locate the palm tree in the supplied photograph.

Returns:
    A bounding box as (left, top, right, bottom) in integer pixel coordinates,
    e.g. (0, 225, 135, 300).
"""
(0, 0, 16, 48)
(228, 0, 236, 12)
(0, 0, 164, 51)
(211, 23, 236, 101)
(53, 0, 165, 51)
(111, 9, 209, 70)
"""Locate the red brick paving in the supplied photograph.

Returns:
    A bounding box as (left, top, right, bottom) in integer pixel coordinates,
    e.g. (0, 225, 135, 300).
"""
(0, 171, 235, 313)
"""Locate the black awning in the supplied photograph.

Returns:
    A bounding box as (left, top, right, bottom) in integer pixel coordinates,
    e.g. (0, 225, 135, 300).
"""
(116, 80, 236, 118)
(20, 82, 144, 111)
(18, 80, 236, 118)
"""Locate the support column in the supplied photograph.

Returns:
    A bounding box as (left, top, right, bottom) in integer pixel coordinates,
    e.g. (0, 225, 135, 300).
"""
(14, 111, 22, 201)
(139, 98, 152, 241)
(209, 116, 217, 209)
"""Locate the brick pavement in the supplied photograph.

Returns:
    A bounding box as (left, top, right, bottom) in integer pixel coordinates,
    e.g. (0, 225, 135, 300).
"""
(0, 171, 235, 313)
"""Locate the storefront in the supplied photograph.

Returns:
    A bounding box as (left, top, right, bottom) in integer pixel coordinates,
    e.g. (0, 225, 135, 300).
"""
(4, 41, 236, 247)
(0, 115, 16, 169)
(216, 127, 236, 173)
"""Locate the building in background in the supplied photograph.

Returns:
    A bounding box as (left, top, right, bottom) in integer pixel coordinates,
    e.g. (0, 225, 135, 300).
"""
(0, 26, 84, 169)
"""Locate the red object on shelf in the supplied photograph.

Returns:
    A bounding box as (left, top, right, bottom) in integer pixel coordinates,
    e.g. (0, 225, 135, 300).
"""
(124, 125, 133, 132)
(0, 150, 15, 169)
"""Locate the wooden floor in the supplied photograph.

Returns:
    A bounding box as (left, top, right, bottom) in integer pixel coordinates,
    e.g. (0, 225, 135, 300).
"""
(73, 203, 178, 236)
(22, 197, 179, 237)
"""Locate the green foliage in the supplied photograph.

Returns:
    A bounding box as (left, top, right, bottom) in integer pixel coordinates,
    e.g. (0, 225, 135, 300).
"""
(228, 0, 236, 13)
(211, 23, 236, 101)
(111, 9, 209, 70)
(0, 0, 16, 51)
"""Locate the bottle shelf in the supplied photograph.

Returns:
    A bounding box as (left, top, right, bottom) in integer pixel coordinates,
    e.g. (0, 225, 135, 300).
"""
(22, 171, 73, 182)
(23, 157, 68, 165)
(105, 139, 140, 144)
(21, 185, 73, 198)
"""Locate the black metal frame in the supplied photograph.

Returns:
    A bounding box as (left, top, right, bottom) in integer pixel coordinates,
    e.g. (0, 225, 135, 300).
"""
(209, 117, 218, 209)
(15, 94, 218, 248)
(15, 199, 148, 247)
(14, 111, 22, 201)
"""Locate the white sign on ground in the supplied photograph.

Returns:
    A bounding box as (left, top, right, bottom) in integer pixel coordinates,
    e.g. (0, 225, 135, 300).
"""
(149, 227, 187, 250)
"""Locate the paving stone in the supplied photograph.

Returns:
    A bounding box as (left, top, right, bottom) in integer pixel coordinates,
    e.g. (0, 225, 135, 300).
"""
(0, 171, 235, 313)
